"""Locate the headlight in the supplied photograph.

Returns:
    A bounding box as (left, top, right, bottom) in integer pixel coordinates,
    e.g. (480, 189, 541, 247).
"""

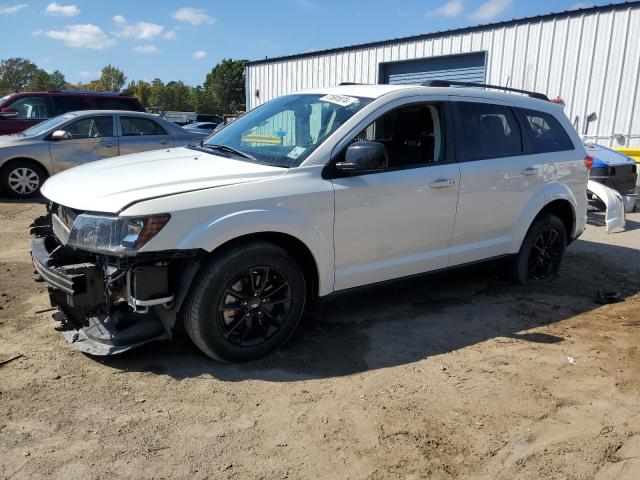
(67, 213, 171, 256)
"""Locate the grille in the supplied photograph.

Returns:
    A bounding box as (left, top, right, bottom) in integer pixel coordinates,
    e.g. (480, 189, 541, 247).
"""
(52, 214, 70, 245)
(57, 205, 79, 229)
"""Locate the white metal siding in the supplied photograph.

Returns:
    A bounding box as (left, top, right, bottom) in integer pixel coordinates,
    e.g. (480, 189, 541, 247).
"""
(247, 4, 640, 147)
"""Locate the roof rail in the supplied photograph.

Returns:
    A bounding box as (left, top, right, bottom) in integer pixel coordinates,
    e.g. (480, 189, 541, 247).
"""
(421, 80, 549, 101)
(50, 89, 122, 96)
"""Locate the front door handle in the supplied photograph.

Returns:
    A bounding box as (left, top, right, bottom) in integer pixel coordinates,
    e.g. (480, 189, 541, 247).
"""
(429, 178, 456, 189)
(102, 143, 116, 148)
(521, 167, 538, 176)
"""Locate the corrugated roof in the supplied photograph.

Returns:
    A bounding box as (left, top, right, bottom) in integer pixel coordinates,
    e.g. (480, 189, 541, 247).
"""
(247, 1, 640, 66)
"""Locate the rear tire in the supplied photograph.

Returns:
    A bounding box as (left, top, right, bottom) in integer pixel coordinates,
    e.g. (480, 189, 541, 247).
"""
(184, 241, 306, 362)
(1, 160, 47, 198)
(510, 214, 567, 284)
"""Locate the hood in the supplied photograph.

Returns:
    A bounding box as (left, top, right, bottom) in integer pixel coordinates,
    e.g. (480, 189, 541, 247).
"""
(41, 146, 286, 213)
(0, 134, 31, 147)
(586, 143, 636, 168)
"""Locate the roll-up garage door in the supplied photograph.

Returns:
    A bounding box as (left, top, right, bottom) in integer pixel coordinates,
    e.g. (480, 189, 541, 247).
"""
(381, 52, 486, 85)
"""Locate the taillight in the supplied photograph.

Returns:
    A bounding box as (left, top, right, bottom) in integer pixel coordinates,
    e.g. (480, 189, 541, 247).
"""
(584, 154, 593, 171)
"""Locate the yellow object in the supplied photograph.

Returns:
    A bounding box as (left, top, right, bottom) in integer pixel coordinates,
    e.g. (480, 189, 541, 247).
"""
(241, 134, 283, 145)
(613, 147, 640, 164)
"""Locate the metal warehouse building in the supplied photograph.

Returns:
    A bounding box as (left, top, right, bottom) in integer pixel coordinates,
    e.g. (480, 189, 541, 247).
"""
(246, 1, 640, 147)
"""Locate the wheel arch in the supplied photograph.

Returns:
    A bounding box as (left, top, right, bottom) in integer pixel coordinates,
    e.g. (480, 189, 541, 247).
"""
(535, 199, 575, 244)
(1, 157, 49, 176)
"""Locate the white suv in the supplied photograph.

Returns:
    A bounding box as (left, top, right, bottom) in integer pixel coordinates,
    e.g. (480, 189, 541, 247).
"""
(31, 82, 589, 362)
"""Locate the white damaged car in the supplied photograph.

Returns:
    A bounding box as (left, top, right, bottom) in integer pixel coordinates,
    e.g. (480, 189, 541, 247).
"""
(32, 82, 589, 362)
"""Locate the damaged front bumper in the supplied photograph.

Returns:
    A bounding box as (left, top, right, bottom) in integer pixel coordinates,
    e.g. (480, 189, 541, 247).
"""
(30, 210, 200, 356)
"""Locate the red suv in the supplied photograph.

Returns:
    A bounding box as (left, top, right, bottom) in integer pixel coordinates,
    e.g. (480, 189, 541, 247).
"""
(0, 90, 145, 135)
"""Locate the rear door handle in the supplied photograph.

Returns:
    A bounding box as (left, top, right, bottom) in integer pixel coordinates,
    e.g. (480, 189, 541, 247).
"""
(159, 140, 170, 146)
(429, 178, 456, 189)
(521, 167, 538, 176)
(102, 143, 116, 148)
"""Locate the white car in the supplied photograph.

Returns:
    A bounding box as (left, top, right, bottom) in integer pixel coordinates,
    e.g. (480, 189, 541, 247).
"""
(31, 82, 589, 362)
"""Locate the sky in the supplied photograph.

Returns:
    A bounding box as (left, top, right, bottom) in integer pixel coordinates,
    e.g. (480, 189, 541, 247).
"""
(0, 0, 618, 86)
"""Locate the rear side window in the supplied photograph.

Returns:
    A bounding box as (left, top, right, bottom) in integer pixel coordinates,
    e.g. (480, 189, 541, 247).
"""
(454, 102, 523, 161)
(120, 116, 167, 136)
(517, 108, 574, 153)
(95, 97, 139, 111)
(53, 96, 91, 115)
(9, 96, 50, 118)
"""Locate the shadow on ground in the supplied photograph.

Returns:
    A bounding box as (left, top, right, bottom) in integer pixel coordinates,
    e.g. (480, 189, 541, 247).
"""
(98, 229, 640, 382)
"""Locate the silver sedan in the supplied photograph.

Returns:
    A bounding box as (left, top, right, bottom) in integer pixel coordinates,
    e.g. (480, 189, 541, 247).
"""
(0, 110, 204, 197)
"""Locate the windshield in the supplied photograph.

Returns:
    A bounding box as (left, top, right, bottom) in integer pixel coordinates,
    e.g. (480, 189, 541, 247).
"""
(203, 93, 372, 167)
(21, 113, 78, 137)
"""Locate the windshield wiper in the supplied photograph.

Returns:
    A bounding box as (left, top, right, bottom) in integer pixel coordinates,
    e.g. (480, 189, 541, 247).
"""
(201, 144, 257, 162)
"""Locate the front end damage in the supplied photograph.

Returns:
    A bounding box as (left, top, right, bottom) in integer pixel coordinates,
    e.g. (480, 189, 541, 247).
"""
(30, 205, 201, 355)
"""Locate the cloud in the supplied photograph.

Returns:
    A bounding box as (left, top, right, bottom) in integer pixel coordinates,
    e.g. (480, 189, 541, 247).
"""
(0, 4, 27, 14)
(428, 0, 465, 17)
(133, 44, 159, 54)
(113, 15, 165, 40)
(569, 2, 592, 9)
(470, 0, 512, 21)
(163, 30, 176, 40)
(43, 24, 115, 49)
(45, 2, 79, 17)
(79, 70, 100, 78)
(173, 7, 215, 26)
(193, 50, 207, 59)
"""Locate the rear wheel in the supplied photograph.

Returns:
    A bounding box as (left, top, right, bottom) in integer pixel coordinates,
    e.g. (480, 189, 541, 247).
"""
(184, 241, 306, 362)
(1, 160, 47, 198)
(511, 214, 567, 284)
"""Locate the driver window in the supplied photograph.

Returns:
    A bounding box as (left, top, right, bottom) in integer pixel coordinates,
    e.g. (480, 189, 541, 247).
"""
(352, 103, 445, 168)
(65, 116, 114, 139)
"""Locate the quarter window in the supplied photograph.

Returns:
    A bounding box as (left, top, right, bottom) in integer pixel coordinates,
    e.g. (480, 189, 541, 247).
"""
(65, 116, 114, 139)
(9, 96, 50, 119)
(455, 102, 522, 161)
(350, 103, 446, 168)
(120, 116, 167, 136)
(517, 108, 574, 153)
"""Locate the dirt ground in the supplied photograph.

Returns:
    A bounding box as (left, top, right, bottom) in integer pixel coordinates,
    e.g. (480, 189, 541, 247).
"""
(1, 200, 639, 480)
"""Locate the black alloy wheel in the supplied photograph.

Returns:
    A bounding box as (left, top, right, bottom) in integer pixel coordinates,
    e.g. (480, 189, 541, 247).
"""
(217, 267, 291, 347)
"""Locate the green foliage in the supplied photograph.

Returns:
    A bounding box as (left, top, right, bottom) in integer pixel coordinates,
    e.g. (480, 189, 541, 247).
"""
(26, 69, 68, 91)
(98, 65, 127, 93)
(0, 57, 249, 115)
(0, 57, 39, 92)
(203, 58, 248, 114)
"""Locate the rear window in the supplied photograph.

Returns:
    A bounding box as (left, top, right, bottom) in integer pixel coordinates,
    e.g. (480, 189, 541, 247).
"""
(517, 108, 574, 153)
(95, 97, 140, 111)
(454, 102, 523, 161)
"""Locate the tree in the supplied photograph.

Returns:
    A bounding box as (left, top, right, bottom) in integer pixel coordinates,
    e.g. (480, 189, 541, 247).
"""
(98, 65, 126, 93)
(203, 58, 248, 114)
(124, 80, 152, 107)
(0, 57, 39, 92)
(26, 69, 67, 91)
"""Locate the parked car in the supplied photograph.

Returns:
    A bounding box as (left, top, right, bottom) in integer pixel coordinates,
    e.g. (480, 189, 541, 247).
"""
(1, 110, 201, 197)
(31, 82, 588, 362)
(587, 143, 638, 194)
(182, 121, 220, 136)
(0, 90, 145, 136)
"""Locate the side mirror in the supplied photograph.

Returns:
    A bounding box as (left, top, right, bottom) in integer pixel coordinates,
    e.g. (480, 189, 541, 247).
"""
(336, 141, 388, 173)
(51, 130, 71, 141)
(0, 109, 18, 119)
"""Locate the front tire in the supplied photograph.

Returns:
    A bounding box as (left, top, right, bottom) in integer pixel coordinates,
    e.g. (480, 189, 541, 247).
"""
(511, 214, 567, 284)
(184, 241, 306, 362)
(1, 160, 47, 198)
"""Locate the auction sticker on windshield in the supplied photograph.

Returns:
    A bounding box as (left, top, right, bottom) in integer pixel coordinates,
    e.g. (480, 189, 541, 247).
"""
(319, 94, 358, 107)
(287, 146, 306, 159)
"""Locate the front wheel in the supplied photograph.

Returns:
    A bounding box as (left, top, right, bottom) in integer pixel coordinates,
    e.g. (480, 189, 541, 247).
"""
(184, 241, 306, 362)
(1, 160, 47, 198)
(510, 214, 567, 284)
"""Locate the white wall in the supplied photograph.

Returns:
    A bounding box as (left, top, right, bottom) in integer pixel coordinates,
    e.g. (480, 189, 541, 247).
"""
(246, 4, 640, 147)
